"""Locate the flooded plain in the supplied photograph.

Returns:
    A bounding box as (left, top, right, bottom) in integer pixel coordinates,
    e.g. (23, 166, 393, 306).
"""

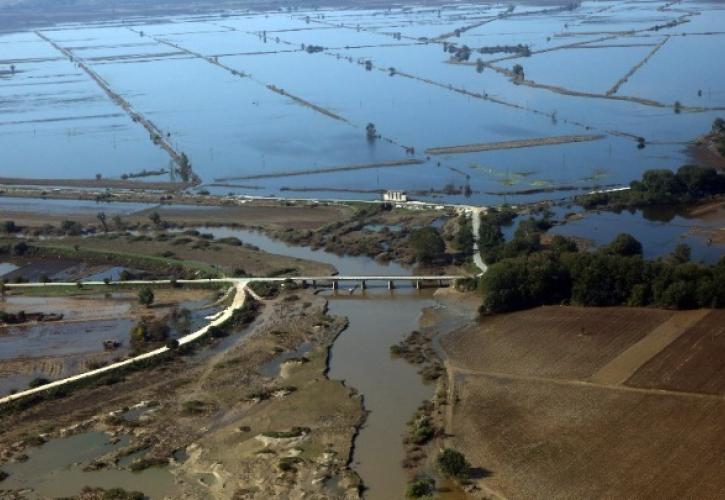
(2, 1, 724, 203)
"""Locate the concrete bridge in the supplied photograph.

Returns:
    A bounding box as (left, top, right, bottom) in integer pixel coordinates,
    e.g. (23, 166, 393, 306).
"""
(3, 275, 466, 291)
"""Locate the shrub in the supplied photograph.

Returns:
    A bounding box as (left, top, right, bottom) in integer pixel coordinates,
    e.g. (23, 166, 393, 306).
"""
(137, 286, 154, 307)
(406, 478, 435, 498)
(28, 377, 50, 388)
(437, 448, 470, 479)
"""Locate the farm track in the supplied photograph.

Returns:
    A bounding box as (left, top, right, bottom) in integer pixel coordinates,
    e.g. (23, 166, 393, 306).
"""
(606, 35, 670, 96)
(425, 134, 605, 155)
(214, 158, 423, 182)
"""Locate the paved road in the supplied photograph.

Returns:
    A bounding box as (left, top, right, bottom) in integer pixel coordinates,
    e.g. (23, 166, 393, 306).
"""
(468, 206, 488, 276)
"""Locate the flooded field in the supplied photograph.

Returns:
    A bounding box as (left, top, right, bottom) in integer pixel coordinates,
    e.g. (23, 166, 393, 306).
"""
(3, 0, 724, 204)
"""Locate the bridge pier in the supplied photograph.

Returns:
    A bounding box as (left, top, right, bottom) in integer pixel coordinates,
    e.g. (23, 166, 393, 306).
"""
(415, 280, 421, 290)
(331, 281, 338, 291)
(311, 280, 316, 289)
(388, 280, 394, 290)
(361, 280, 366, 290)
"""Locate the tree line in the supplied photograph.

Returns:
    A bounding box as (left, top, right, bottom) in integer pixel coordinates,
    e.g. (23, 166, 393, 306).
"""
(480, 229, 725, 314)
(578, 164, 725, 210)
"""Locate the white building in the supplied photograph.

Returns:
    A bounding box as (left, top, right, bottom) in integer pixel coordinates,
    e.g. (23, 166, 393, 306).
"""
(383, 190, 407, 202)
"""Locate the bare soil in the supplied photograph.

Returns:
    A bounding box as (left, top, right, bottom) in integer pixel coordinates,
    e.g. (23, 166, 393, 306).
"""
(442, 306, 725, 499)
(626, 310, 725, 395)
(443, 306, 674, 380)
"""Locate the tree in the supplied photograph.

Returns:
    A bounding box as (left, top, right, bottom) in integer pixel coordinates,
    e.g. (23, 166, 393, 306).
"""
(112, 214, 124, 230)
(178, 153, 192, 183)
(512, 63, 524, 82)
(13, 241, 29, 256)
(366, 122, 377, 141)
(409, 227, 445, 264)
(2, 221, 18, 233)
(454, 215, 474, 254)
(713, 117, 725, 133)
(138, 286, 154, 307)
(606, 233, 643, 257)
(671, 243, 691, 264)
(97, 212, 108, 233)
(149, 212, 162, 227)
(437, 448, 470, 479)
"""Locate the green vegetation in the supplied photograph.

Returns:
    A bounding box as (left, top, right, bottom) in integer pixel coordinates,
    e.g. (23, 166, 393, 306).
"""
(409, 227, 446, 264)
(454, 214, 474, 255)
(137, 286, 154, 307)
(578, 165, 725, 210)
(478, 210, 551, 265)
(406, 477, 435, 498)
(480, 232, 725, 314)
(130, 317, 170, 352)
(28, 377, 51, 388)
(262, 427, 310, 438)
(437, 448, 471, 479)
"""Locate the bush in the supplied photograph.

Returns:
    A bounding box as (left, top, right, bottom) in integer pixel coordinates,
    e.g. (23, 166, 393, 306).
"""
(406, 478, 435, 498)
(437, 448, 470, 479)
(137, 286, 154, 307)
(28, 377, 50, 388)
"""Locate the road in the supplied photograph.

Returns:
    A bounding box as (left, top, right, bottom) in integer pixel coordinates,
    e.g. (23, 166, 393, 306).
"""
(0, 280, 249, 406)
(0, 274, 466, 405)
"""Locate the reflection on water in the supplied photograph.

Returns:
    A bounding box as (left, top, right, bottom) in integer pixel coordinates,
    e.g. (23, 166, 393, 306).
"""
(1, 432, 176, 498)
(551, 207, 723, 263)
(327, 289, 435, 499)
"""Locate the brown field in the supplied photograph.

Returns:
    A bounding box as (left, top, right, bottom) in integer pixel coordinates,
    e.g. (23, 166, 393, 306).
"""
(626, 310, 725, 395)
(450, 373, 725, 500)
(442, 306, 674, 380)
(132, 203, 352, 231)
(443, 306, 725, 499)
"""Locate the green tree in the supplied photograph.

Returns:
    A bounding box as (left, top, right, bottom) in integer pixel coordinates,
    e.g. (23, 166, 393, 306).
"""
(137, 286, 154, 307)
(454, 215, 474, 254)
(97, 212, 108, 233)
(149, 212, 162, 227)
(437, 448, 470, 479)
(409, 227, 445, 264)
(606, 233, 643, 257)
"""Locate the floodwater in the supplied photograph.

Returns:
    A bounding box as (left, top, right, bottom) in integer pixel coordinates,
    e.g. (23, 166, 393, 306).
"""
(0, 196, 156, 215)
(550, 206, 724, 263)
(327, 289, 436, 499)
(180, 226, 409, 275)
(0, 431, 176, 498)
(3, 1, 724, 203)
(0, 319, 134, 359)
